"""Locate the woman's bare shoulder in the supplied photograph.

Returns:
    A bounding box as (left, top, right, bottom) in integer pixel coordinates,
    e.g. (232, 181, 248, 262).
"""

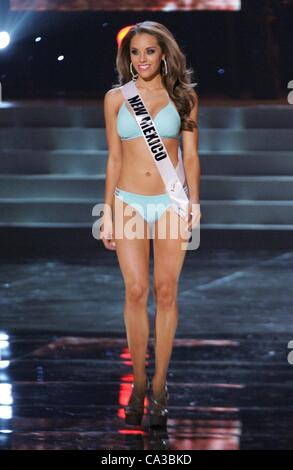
(104, 86, 123, 100)
(104, 87, 123, 112)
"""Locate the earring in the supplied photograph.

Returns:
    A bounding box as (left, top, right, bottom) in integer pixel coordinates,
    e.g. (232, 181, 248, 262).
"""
(162, 57, 168, 76)
(130, 62, 138, 81)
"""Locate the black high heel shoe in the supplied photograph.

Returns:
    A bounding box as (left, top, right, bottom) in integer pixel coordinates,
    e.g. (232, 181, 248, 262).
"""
(149, 383, 169, 428)
(124, 376, 150, 425)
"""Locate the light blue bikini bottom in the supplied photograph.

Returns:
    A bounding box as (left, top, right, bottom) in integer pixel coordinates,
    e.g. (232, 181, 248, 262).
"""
(114, 187, 173, 225)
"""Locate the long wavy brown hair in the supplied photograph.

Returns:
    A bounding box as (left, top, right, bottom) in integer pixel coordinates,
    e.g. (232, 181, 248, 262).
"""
(113, 21, 198, 132)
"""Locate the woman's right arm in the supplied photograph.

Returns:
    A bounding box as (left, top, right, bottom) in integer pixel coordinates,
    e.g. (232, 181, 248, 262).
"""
(101, 89, 123, 250)
(103, 89, 122, 215)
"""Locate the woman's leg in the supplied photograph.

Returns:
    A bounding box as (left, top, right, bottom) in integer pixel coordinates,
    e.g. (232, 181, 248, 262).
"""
(113, 194, 151, 396)
(152, 206, 190, 397)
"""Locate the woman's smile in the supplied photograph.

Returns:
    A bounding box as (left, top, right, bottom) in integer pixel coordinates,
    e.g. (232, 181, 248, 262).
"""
(138, 64, 151, 70)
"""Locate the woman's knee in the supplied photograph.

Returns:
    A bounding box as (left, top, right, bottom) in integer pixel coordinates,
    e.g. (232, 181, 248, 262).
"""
(125, 281, 149, 305)
(154, 280, 178, 308)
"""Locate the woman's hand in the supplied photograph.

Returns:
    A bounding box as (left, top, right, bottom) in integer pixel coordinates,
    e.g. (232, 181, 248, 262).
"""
(186, 199, 201, 232)
(100, 214, 116, 251)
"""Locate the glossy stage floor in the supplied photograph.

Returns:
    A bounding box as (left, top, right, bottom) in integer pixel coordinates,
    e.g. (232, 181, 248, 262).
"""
(0, 246, 292, 450)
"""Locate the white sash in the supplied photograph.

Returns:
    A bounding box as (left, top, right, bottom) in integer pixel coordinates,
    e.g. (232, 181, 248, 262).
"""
(121, 80, 190, 221)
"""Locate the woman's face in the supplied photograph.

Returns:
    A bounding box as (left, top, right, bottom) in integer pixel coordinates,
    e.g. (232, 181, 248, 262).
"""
(130, 33, 164, 79)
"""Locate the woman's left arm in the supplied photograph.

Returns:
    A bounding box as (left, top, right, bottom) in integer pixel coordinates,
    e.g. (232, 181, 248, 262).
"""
(182, 90, 200, 203)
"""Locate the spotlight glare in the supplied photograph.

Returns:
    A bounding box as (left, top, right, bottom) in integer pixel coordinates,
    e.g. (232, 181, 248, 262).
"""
(57, 55, 64, 61)
(117, 26, 133, 48)
(0, 32, 10, 50)
(35, 37, 42, 43)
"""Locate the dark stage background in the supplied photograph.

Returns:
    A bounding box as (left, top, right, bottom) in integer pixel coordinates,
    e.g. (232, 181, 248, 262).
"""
(0, 0, 291, 99)
(10, 0, 241, 11)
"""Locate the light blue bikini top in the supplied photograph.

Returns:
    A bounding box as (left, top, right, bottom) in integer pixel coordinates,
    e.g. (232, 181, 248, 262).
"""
(117, 92, 181, 141)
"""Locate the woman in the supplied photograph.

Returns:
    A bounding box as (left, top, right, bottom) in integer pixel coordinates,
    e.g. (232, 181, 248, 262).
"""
(102, 21, 201, 428)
